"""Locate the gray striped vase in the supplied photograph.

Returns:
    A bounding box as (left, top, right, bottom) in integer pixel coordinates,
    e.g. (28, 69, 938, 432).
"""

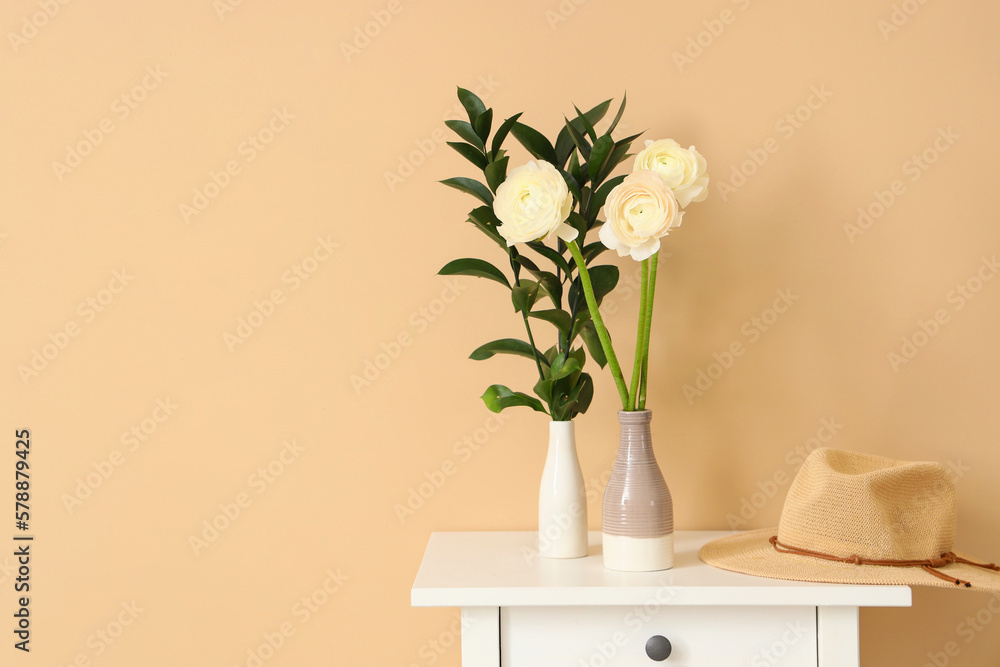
(602, 410, 674, 571)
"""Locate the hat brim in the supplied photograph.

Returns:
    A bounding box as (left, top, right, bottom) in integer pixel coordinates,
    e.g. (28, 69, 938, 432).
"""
(700, 528, 1000, 593)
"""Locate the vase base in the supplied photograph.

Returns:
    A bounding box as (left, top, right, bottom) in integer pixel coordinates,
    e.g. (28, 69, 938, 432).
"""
(538, 531, 588, 559)
(602, 532, 674, 571)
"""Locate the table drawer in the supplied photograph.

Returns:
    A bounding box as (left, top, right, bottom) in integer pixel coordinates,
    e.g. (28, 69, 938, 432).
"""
(501, 605, 817, 666)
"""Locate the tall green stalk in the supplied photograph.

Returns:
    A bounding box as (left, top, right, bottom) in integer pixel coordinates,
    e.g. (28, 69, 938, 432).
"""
(637, 252, 659, 410)
(566, 239, 629, 409)
(628, 259, 650, 411)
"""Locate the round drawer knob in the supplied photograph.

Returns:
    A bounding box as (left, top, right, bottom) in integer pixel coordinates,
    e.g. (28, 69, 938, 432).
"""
(645, 635, 672, 661)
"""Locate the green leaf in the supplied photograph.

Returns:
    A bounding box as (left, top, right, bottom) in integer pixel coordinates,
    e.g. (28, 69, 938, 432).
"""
(447, 142, 488, 169)
(559, 167, 583, 205)
(569, 264, 619, 312)
(549, 355, 581, 381)
(563, 116, 591, 161)
(440, 177, 493, 206)
(511, 122, 557, 163)
(470, 339, 545, 362)
(569, 372, 594, 413)
(474, 108, 493, 143)
(616, 131, 644, 147)
(529, 270, 562, 307)
(589, 264, 620, 302)
(526, 241, 571, 275)
(445, 120, 486, 151)
(568, 151, 586, 187)
(438, 258, 510, 288)
(457, 87, 487, 125)
(484, 156, 509, 193)
(533, 376, 555, 405)
(590, 174, 626, 214)
(573, 104, 598, 142)
(555, 99, 612, 166)
(607, 93, 627, 136)
(529, 309, 573, 334)
(514, 253, 539, 272)
(588, 135, 615, 182)
(582, 240, 610, 263)
(490, 112, 523, 159)
(595, 138, 639, 186)
(511, 280, 541, 313)
(468, 206, 506, 247)
(566, 211, 589, 243)
(543, 345, 560, 365)
(580, 321, 607, 368)
(481, 384, 547, 414)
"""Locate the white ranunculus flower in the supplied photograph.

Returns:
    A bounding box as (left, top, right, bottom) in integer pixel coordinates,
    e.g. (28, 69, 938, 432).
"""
(599, 170, 682, 261)
(493, 160, 577, 246)
(633, 139, 709, 208)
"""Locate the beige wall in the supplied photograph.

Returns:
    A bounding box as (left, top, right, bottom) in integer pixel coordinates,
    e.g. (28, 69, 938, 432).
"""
(3, 0, 999, 664)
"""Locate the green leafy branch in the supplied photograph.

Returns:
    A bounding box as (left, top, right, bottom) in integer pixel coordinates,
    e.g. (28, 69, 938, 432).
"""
(438, 87, 643, 421)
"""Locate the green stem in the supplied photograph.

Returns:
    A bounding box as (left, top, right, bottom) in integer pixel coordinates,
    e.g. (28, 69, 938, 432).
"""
(509, 255, 547, 388)
(638, 252, 658, 410)
(566, 239, 629, 409)
(629, 259, 650, 411)
(521, 311, 546, 382)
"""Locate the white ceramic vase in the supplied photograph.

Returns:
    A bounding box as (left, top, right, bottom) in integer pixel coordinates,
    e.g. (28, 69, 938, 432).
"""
(538, 420, 588, 559)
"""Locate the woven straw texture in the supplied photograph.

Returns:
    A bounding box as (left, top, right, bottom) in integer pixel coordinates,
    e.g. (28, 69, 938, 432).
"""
(602, 411, 673, 538)
(700, 448, 1000, 592)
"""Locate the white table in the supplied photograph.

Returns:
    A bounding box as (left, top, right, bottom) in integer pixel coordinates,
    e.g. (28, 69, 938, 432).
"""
(412, 531, 910, 666)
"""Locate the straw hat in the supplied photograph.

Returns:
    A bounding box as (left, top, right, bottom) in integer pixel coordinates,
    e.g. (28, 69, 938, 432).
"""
(700, 448, 1000, 591)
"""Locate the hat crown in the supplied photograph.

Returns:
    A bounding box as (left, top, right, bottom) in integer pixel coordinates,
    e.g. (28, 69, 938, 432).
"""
(777, 448, 956, 561)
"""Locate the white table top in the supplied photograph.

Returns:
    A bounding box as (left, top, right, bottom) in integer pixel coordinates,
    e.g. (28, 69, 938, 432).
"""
(412, 531, 912, 608)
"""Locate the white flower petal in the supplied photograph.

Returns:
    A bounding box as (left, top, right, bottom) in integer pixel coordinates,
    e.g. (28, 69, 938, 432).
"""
(599, 220, 621, 251)
(554, 223, 578, 243)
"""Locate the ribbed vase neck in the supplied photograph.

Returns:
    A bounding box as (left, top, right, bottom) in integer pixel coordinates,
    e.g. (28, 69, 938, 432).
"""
(617, 410, 654, 462)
